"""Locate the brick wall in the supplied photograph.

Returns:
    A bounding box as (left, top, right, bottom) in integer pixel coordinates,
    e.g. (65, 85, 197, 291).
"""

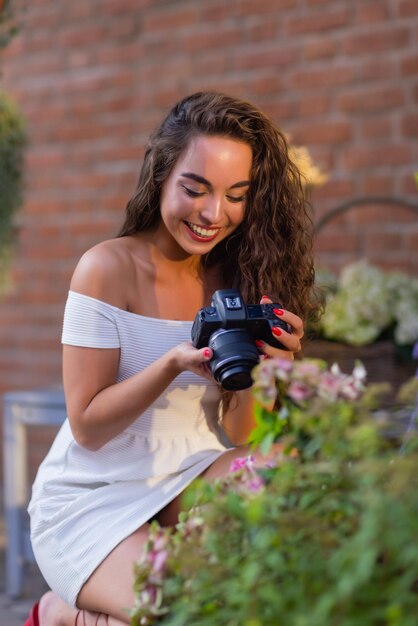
(0, 0, 417, 478)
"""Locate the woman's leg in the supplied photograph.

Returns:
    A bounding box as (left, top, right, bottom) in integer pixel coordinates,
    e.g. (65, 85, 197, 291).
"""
(37, 444, 283, 625)
(39, 524, 150, 626)
(156, 442, 285, 527)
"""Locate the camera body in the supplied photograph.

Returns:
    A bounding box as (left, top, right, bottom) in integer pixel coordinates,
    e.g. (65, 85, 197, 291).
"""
(191, 289, 291, 391)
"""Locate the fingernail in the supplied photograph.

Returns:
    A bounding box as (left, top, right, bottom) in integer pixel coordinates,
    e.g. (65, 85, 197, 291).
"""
(272, 327, 282, 337)
(204, 348, 211, 358)
(273, 308, 284, 316)
(261, 295, 270, 299)
(255, 340, 264, 348)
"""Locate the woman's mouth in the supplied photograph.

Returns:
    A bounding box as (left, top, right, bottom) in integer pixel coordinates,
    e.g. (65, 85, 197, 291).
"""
(183, 221, 222, 242)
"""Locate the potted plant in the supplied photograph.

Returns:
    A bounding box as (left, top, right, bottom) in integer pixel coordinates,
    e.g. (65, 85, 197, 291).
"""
(130, 358, 418, 626)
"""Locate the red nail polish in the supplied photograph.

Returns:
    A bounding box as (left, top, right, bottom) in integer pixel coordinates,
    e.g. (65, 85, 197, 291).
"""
(204, 348, 211, 358)
(255, 340, 264, 348)
(272, 327, 282, 337)
(273, 308, 284, 316)
(261, 295, 270, 300)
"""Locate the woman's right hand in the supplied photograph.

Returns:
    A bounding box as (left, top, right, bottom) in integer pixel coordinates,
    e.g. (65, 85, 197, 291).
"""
(168, 342, 214, 381)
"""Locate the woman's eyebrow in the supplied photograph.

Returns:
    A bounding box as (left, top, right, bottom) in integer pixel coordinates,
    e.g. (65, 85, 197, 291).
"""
(180, 172, 250, 189)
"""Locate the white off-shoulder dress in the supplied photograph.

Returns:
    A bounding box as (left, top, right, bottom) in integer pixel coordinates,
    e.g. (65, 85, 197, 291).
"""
(28, 290, 229, 606)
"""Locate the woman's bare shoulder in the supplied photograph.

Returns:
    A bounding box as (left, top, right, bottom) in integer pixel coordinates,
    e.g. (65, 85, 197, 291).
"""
(69, 237, 137, 308)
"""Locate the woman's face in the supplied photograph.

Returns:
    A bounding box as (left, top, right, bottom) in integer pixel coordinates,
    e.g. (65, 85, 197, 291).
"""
(157, 135, 252, 257)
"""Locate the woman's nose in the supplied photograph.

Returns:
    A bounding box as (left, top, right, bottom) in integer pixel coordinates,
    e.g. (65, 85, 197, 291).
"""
(199, 196, 224, 224)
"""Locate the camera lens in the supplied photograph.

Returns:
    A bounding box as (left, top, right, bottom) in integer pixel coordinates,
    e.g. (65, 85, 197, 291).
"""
(208, 328, 259, 391)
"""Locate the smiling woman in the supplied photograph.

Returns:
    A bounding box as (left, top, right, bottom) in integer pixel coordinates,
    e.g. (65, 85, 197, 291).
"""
(158, 135, 251, 250)
(26, 91, 321, 626)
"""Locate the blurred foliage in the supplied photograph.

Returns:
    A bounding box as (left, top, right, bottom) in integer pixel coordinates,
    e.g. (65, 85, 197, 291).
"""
(0, 0, 20, 50)
(131, 359, 418, 626)
(0, 91, 26, 291)
(0, 1, 26, 293)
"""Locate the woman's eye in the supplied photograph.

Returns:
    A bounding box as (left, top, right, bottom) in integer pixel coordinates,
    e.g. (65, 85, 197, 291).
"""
(182, 186, 204, 198)
(226, 194, 246, 203)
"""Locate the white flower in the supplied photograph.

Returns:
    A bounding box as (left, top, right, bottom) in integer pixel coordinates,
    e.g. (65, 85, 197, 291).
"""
(317, 260, 418, 347)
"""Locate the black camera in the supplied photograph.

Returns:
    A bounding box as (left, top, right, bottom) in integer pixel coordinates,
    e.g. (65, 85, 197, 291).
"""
(191, 289, 291, 391)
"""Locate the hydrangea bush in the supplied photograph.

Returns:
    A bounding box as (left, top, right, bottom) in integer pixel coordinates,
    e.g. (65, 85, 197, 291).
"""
(316, 260, 418, 348)
(131, 358, 418, 626)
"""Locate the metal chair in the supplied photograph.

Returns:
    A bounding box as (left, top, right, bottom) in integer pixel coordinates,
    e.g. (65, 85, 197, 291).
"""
(3, 388, 66, 598)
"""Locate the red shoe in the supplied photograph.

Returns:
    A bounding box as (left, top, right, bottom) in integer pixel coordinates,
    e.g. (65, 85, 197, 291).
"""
(23, 602, 39, 626)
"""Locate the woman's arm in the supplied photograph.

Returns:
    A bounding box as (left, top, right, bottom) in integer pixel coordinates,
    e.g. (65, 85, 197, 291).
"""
(221, 388, 256, 446)
(63, 344, 188, 450)
(63, 243, 211, 451)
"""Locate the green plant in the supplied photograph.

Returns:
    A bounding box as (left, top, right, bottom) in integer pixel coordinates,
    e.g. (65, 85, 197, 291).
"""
(0, 0, 20, 49)
(0, 91, 26, 291)
(315, 260, 418, 348)
(131, 359, 418, 626)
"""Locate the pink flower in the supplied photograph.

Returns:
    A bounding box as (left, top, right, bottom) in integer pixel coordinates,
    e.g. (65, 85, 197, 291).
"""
(246, 475, 265, 493)
(230, 455, 255, 473)
(288, 380, 314, 403)
(317, 371, 345, 401)
(152, 549, 168, 573)
(293, 360, 323, 384)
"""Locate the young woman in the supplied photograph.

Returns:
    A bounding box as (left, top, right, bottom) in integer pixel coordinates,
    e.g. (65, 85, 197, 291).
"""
(26, 91, 319, 626)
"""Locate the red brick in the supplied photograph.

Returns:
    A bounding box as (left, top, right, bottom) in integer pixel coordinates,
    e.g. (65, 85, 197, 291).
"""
(306, 0, 336, 6)
(199, 2, 237, 22)
(297, 95, 331, 117)
(344, 145, 412, 169)
(142, 6, 199, 31)
(303, 38, 337, 60)
(314, 231, 360, 253)
(232, 44, 298, 71)
(285, 8, 350, 34)
(312, 179, 355, 201)
(239, 0, 298, 15)
(352, 58, 397, 83)
(401, 173, 418, 194)
(291, 121, 352, 145)
(289, 65, 353, 90)
(180, 25, 241, 53)
(341, 27, 410, 56)
(401, 53, 418, 76)
(243, 73, 284, 96)
(346, 203, 418, 225)
(338, 87, 405, 113)
(245, 19, 278, 43)
(399, 0, 418, 18)
(360, 176, 395, 196)
(401, 114, 418, 137)
(364, 232, 403, 252)
(405, 231, 418, 251)
(359, 117, 393, 140)
(355, 2, 390, 24)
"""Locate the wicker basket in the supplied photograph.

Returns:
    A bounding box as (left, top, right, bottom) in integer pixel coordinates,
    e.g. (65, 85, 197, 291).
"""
(302, 339, 416, 392)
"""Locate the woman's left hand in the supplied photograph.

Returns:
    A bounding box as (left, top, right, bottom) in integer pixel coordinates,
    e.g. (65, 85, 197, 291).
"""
(255, 295, 304, 361)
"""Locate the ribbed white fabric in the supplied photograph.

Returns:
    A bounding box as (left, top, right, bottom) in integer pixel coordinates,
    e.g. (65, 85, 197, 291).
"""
(28, 291, 229, 606)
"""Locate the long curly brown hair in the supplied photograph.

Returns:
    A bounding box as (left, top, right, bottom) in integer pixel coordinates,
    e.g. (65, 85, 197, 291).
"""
(118, 91, 321, 325)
